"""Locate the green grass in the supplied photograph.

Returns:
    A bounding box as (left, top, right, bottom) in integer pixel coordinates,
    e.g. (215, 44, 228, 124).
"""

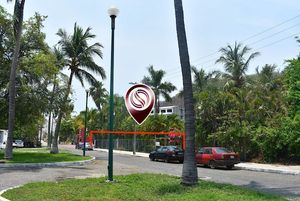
(2, 174, 287, 201)
(0, 148, 90, 163)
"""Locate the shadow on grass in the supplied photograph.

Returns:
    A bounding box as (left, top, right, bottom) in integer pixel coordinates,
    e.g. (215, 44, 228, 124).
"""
(156, 183, 190, 196)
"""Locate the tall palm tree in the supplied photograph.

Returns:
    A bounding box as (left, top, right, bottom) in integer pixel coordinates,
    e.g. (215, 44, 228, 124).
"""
(191, 66, 219, 92)
(89, 81, 108, 111)
(4, 0, 25, 160)
(89, 81, 108, 130)
(174, 0, 198, 185)
(47, 47, 65, 148)
(142, 65, 176, 114)
(216, 42, 260, 88)
(51, 23, 106, 154)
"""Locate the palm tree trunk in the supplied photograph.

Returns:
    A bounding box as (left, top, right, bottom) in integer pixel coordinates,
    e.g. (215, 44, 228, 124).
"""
(50, 72, 73, 154)
(4, 0, 25, 160)
(174, 0, 198, 185)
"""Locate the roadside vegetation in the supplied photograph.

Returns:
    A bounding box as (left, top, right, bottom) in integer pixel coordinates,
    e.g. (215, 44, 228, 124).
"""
(0, 148, 90, 163)
(2, 174, 287, 201)
(1, 3, 300, 164)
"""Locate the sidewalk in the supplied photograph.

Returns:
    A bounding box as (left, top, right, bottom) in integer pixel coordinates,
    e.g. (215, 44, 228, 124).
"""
(94, 148, 300, 175)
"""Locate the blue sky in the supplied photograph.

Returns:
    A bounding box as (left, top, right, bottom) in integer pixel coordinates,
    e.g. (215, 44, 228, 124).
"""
(1, 0, 300, 113)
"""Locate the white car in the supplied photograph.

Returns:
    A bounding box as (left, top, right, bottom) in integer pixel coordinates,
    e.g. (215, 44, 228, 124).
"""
(78, 142, 93, 150)
(13, 140, 24, 148)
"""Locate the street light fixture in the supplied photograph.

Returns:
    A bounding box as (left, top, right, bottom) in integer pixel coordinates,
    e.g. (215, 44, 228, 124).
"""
(108, 5, 119, 182)
(83, 90, 89, 157)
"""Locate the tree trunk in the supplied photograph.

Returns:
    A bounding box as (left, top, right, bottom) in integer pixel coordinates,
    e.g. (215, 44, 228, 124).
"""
(50, 72, 73, 154)
(174, 0, 198, 185)
(47, 112, 51, 148)
(47, 77, 57, 148)
(4, 0, 25, 160)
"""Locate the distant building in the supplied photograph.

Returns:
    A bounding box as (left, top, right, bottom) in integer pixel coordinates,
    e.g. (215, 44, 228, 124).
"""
(151, 95, 185, 120)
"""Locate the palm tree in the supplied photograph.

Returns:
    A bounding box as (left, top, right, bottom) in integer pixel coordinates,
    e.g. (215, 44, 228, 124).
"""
(191, 66, 219, 92)
(89, 81, 108, 111)
(174, 0, 198, 185)
(216, 42, 260, 88)
(4, 0, 25, 160)
(142, 65, 176, 114)
(51, 23, 106, 154)
(47, 47, 65, 148)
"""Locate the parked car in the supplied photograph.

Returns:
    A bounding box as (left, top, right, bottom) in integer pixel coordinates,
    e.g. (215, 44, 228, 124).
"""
(149, 146, 184, 163)
(77, 142, 93, 150)
(0, 129, 8, 149)
(13, 140, 24, 148)
(195, 147, 240, 169)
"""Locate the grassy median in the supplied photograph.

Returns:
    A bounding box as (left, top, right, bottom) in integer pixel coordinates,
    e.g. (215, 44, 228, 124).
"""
(2, 174, 286, 201)
(0, 148, 90, 163)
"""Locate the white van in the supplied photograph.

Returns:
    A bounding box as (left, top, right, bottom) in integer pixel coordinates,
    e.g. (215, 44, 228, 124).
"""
(0, 129, 8, 149)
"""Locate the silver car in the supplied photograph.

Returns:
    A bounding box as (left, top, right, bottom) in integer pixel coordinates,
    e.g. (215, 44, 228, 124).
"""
(13, 140, 24, 148)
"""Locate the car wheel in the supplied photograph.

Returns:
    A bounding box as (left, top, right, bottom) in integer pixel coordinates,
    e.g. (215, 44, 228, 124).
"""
(165, 157, 170, 163)
(150, 157, 155, 161)
(226, 165, 234, 169)
(179, 160, 183, 163)
(209, 161, 216, 169)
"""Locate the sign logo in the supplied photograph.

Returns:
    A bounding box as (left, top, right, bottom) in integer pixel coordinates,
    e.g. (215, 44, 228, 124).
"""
(125, 84, 155, 125)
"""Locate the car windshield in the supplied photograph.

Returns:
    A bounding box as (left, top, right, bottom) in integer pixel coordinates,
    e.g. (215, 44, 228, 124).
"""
(168, 146, 182, 151)
(215, 147, 231, 153)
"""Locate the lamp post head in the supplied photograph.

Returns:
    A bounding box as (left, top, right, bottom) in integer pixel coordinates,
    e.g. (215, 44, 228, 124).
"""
(108, 6, 119, 18)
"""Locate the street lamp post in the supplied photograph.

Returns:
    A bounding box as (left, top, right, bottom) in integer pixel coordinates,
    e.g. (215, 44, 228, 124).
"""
(83, 90, 89, 157)
(108, 6, 119, 182)
(129, 82, 137, 155)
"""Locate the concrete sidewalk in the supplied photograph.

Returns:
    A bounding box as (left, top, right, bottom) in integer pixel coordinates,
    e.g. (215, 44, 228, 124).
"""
(94, 148, 300, 175)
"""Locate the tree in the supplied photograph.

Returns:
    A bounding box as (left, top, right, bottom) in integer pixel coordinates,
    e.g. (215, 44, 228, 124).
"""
(142, 65, 176, 114)
(51, 23, 106, 154)
(174, 0, 198, 185)
(216, 42, 260, 88)
(191, 66, 219, 92)
(89, 81, 108, 111)
(5, 0, 26, 160)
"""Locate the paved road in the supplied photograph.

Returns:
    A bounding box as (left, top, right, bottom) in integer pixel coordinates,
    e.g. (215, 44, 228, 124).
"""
(0, 145, 299, 200)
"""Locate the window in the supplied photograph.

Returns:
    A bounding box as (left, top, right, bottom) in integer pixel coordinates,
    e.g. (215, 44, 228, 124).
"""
(215, 147, 230, 153)
(167, 109, 173, 113)
(161, 147, 168, 152)
(204, 148, 212, 154)
(161, 109, 166, 113)
(198, 148, 204, 154)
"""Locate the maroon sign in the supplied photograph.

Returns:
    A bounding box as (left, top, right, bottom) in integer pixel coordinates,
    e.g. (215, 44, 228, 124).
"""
(125, 84, 155, 125)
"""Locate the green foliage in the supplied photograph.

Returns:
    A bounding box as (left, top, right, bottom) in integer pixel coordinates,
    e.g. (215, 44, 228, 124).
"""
(0, 7, 60, 144)
(285, 58, 300, 117)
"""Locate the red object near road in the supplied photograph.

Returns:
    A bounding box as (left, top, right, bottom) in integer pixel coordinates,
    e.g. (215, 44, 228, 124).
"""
(195, 147, 240, 169)
(75, 128, 93, 150)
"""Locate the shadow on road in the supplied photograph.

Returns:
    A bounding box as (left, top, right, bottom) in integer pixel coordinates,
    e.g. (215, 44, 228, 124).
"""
(243, 180, 300, 199)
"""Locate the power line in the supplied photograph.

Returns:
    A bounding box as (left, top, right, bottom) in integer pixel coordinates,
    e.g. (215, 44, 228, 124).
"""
(249, 22, 300, 46)
(191, 14, 300, 63)
(165, 32, 300, 80)
(256, 32, 300, 50)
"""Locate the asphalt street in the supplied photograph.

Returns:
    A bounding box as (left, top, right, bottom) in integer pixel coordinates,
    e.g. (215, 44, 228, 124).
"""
(0, 145, 299, 200)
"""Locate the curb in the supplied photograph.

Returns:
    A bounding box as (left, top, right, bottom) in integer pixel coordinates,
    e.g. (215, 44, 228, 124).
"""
(0, 185, 21, 201)
(0, 157, 95, 168)
(94, 148, 149, 158)
(236, 164, 300, 176)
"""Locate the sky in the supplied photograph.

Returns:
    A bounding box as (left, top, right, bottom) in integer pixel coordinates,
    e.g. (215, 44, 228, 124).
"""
(1, 0, 300, 114)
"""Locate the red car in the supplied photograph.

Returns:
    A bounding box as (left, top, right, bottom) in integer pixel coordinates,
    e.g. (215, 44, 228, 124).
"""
(195, 147, 240, 169)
